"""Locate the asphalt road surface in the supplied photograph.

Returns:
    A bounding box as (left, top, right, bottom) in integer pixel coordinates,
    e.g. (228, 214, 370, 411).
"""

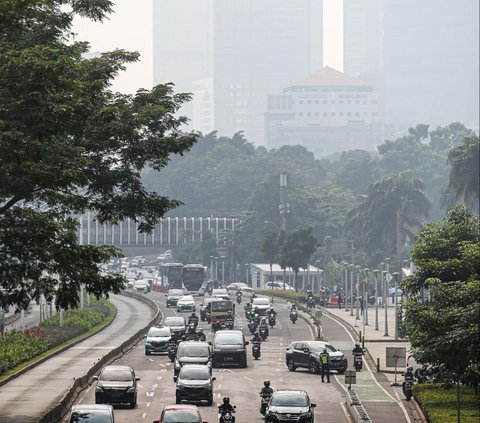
(70, 292, 351, 423)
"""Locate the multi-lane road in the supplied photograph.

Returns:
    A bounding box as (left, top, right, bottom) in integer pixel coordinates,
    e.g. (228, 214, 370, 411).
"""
(69, 292, 351, 422)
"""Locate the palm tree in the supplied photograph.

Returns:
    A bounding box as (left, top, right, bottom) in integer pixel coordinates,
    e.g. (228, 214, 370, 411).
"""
(346, 172, 430, 257)
(445, 135, 479, 211)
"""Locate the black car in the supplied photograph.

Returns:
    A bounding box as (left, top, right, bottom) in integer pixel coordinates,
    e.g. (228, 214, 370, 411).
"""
(174, 341, 212, 377)
(163, 316, 187, 337)
(174, 364, 215, 405)
(285, 341, 347, 374)
(265, 390, 316, 423)
(211, 330, 248, 368)
(166, 289, 185, 308)
(94, 365, 140, 408)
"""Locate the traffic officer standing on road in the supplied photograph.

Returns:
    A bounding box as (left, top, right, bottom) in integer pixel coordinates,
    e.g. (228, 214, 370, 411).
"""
(320, 348, 331, 383)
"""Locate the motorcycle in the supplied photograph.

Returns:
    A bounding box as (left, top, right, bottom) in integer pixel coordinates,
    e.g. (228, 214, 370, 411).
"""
(259, 325, 268, 341)
(205, 311, 211, 324)
(219, 406, 236, 423)
(290, 311, 298, 324)
(268, 315, 276, 328)
(248, 321, 258, 335)
(403, 381, 414, 401)
(307, 297, 315, 309)
(260, 393, 272, 415)
(167, 342, 177, 362)
(236, 292, 242, 304)
(252, 341, 261, 360)
(186, 331, 198, 341)
(353, 353, 363, 371)
(225, 318, 234, 330)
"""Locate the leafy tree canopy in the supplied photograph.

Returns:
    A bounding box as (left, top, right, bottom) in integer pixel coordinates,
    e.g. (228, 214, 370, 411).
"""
(402, 206, 480, 376)
(0, 0, 197, 310)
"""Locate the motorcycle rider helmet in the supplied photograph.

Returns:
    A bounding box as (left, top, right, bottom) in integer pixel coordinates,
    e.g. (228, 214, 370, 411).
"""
(264, 380, 270, 387)
(223, 396, 230, 405)
(254, 331, 259, 336)
(197, 328, 203, 333)
(323, 348, 328, 353)
(407, 366, 413, 372)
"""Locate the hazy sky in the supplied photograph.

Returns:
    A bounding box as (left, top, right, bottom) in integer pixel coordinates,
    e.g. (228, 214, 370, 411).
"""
(72, 0, 343, 95)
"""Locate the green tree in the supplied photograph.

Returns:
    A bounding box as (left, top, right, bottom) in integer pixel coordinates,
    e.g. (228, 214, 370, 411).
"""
(278, 227, 317, 291)
(445, 135, 480, 211)
(261, 231, 279, 284)
(402, 206, 480, 410)
(0, 0, 197, 310)
(345, 172, 430, 258)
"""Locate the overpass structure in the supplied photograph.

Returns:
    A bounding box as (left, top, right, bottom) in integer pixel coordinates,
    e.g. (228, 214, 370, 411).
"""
(78, 213, 239, 247)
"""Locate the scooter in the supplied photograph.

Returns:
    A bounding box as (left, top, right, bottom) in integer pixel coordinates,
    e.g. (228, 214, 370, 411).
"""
(259, 325, 268, 341)
(248, 321, 258, 335)
(353, 353, 363, 371)
(403, 381, 413, 401)
(167, 342, 177, 362)
(260, 393, 272, 415)
(252, 341, 261, 360)
(290, 311, 298, 324)
(268, 315, 276, 328)
(307, 297, 315, 308)
(219, 406, 236, 423)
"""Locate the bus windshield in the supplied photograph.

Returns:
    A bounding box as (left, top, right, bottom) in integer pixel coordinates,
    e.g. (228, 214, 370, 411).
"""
(183, 265, 205, 292)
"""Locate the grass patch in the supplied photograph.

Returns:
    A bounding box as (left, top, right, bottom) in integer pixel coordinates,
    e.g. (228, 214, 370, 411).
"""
(0, 300, 116, 383)
(414, 383, 479, 423)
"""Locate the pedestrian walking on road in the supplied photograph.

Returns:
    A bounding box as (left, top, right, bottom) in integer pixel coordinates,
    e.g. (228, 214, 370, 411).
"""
(320, 348, 330, 382)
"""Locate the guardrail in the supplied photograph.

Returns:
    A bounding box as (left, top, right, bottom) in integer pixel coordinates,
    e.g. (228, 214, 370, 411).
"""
(39, 291, 161, 423)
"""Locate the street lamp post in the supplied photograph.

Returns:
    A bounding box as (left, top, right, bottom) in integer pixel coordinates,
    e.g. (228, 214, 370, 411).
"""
(349, 264, 354, 316)
(214, 257, 218, 282)
(341, 261, 348, 311)
(315, 260, 321, 293)
(355, 265, 361, 320)
(383, 270, 389, 336)
(364, 268, 370, 326)
(221, 256, 226, 284)
(210, 256, 214, 280)
(373, 269, 379, 330)
(245, 263, 250, 286)
(393, 272, 400, 340)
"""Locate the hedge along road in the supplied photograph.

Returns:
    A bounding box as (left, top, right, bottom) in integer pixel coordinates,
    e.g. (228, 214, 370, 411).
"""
(0, 293, 156, 423)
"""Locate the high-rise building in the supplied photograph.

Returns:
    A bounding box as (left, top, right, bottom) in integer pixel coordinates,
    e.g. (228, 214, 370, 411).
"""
(343, 0, 479, 130)
(213, 0, 323, 145)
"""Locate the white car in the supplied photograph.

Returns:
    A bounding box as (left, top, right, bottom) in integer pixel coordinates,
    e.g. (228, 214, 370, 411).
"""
(226, 282, 253, 293)
(211, 288, 230, 300)
(252, 297, 271, 315)
(177, 295, 196, 312)
(265, 281, 295, 291)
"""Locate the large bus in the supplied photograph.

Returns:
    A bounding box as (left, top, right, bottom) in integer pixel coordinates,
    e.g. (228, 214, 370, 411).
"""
(159, 262, 184, 289)
(182, 264, 206, 294)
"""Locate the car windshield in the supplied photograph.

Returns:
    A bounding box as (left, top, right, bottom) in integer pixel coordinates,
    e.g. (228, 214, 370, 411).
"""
(70, 410, 112, 423)
(165, 317, 185, 326)
(253, 298, 270, 305)
(271, 392, 308, 407)
(179, 296, 193, 302)
(162, 411, 200, 423)
(310, 343, 337, 353)
(148, 327, 170, 337)
(215, 333, 242, 345)
(179, 367, 210, 380)
(169, 290, 184, 296)
(211, 301, 233, 311)
(100, 369, 132, 382)
(177, 344, 209, 357)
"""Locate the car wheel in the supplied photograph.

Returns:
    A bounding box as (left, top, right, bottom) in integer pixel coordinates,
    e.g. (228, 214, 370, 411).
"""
(145, 350, 150, 356)
(337, 369, 346, 375)
(207, 394, 213, 406)
(287, 358, 296, 371)
(241, 354, 248, 368)
(95, 398, 101, 404)
(309, 361, 318, 374)
(176, 395, 181, 404)
(166, 304, 169, 308)
(130, 397, 137, 409)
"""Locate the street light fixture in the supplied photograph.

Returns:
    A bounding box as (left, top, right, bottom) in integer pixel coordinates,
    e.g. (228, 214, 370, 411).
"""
(263, 220, 281, 235)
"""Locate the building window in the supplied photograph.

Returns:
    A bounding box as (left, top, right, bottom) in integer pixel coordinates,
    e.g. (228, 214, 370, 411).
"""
(347, 112, 351, 116)
(315, 112, 319, 116)
(339, 112, 343, 116)
(331, 100, 336, 104)
(371, 100, 378, 104)
(339, 100, 344, 104)
(347, 100, 351, 104)
(363, 100, 367, 104)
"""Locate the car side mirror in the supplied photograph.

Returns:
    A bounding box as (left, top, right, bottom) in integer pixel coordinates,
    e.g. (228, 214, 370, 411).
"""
(311, 403, 317, 408)
(212, 377, 216, 381)
(153, 421, 160, 423)
(303, 348, 310, 353)
(135, 377, 140, 381)
(92, 376, 98, 381)
(173, 376, 177, 382)
(245, 341, 249, 345)
(208, 341, 213, 345)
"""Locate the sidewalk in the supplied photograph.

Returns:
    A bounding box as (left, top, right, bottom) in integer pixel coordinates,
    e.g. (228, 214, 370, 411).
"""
(322, 303, 413, 383)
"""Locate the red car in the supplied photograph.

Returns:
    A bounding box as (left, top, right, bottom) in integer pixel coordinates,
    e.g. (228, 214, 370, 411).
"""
(154, 404, 208, 423)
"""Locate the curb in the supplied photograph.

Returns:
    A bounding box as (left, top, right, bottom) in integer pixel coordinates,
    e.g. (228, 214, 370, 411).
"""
(37, 292, 161, 423)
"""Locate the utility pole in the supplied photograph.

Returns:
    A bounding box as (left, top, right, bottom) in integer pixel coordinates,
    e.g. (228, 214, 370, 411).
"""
(279, 174, 288, 231)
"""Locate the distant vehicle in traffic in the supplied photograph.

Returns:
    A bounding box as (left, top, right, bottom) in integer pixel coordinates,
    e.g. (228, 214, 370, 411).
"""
(145, 325, 171, 356)
(177, 295, 195, 312)
(69, 404, 114, 422)
(94, 365, 140, 408)
(285, 340, 347, 374)
(163, 316, 187, 337)
(265, 281, 295, 291)
(159, 262, 184, 289)
(226, 282, 253, 293)
(182, 264, 207, 294)
(174, 341, 212, 377)
(166, 289, 185, 308)
(212, 330, 248, 368)
(252, 297, 271, 315)
(174, 364, 215, 405)
(153, 404, 206, 423)
(211, 288, 230, 300)
(265, 390, 316, 423)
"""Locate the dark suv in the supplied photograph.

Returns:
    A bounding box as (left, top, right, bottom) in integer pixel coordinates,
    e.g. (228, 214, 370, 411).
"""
(286, 341, 347, 374)
(94, 365, 140, 408)
(265, 390, 316, 423)
(174, 341, 212, 377)
(174, 364, 215, 405)
(212, 330, 248, 368)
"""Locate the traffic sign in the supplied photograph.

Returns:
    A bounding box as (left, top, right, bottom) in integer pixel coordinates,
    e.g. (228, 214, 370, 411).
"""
(385, 272, 393, 282)
(344, 370, 356, 389)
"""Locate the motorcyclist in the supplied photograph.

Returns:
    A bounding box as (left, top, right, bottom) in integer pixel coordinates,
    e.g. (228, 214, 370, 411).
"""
(268, 308, 277, 318)
(196, 328, 206, 342)
(250, 293, 257, 302)
(415, 364, 429, 383)
(188, 312, 199, 327)
(218, 396, 236, 422)
(290, 303, 298, 312)
(177, 334, 187, 345)
(352, 343, 364, 355)
(259, 316, 269, 337)
(186, 324, 197, 340)
(259, 380, 274, 414)
(403, 366, 415, 396)
(251, 331, 262, 344)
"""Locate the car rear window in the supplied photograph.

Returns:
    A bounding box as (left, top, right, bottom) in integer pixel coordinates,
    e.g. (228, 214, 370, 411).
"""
(163, 410, 200, 423)
(165, 317, 185, 326)
(148, 327, 171, 337)
(169, 290, 184, 296)
(253, 298, 270, 305)
(215, 333, 243, 345)
(177, 344, 209, 357)
(70, 410, 112, 422)
(179, 367, 210, 380)
(100, 368, 132, 382)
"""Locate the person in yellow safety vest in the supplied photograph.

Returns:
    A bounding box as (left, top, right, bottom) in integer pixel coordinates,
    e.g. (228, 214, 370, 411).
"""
(320, 348, 330, 383)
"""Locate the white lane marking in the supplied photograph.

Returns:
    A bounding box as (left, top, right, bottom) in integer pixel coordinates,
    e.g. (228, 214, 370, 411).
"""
(153, 383, 158, 389)
(158, 363, 165, 367)
(148, 358, 154, 362)
(138, 383, 143, 388)
(78, 397, 84, 404)
(340, 401, 353, 422)
(244, 376, 253, 382)
(156, 376, 163, 381)
(218, 384, 222, 389)
(147, 402, 151, 407)
(224, 369, 234, 373)
(324, 313, 411, 423)
(146, 392, 154, 397)
(142, 412, 147, 418)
